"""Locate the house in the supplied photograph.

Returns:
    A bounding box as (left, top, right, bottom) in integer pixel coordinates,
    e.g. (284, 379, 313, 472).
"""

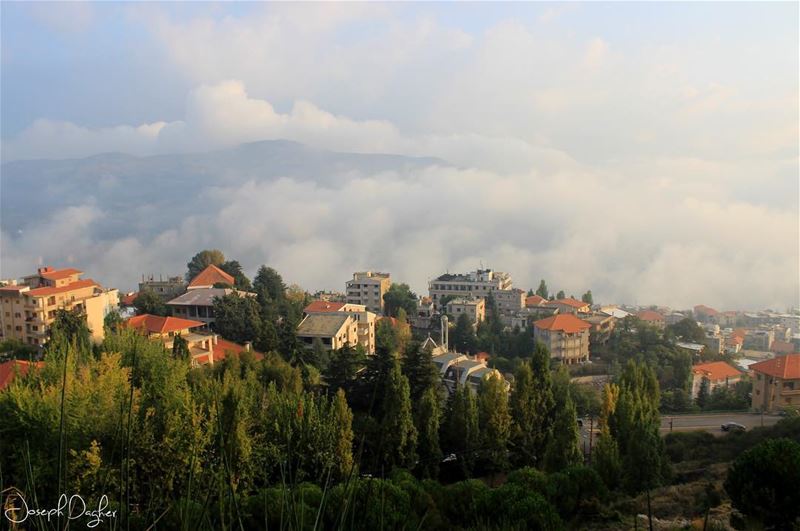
(167, 288, 255, 328)
(432, 351, 470, 376)
(636, 310, 666, 330)
(138, 274, 187, 300)
(493, 288, 526, 314)
(743, 329, 774, 351)
(665, 312, 688, 326)
(715, 311, 739, 328)
(187, 265, 235, 290)
(544, 298, 591, 315)
(694, 305, 719, 324)
(446, 297, 486, 325)
(428, 269, 513, 311)
(533, 314, 591, 364)
(346, 271, 391, 314)
(599, 306, 632, 319)
(691, 361, 743, 398)
(771, 340, 797, 355)
(584, 313, 616, 346)
(525, 295, 546, 307)
(296, 313, 360, 351)
(0, 266, 119, 346)
(303, 301, 377, 354)
(0, 359, 44, 391)
(750, 354, 800, 412)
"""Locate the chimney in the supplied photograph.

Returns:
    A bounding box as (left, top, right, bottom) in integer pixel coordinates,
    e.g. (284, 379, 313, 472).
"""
(244, 341, 252, 352)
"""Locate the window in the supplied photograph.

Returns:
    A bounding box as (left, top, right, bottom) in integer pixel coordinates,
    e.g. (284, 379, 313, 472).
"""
(14, 312, 20, 318)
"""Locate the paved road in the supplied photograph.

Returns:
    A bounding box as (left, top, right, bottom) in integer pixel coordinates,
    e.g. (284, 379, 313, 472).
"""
(578, 412, 783, 450)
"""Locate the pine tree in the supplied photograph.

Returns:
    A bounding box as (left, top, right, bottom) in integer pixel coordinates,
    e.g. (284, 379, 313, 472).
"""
(536, 279, 549, 299)
(543, 393, 582, 472)
(478, 373, 512, 476)
(332, 388, 354, 479)
(593, 427, 621, 489)
(581, 290, 594, 305)
(402, 341, 439, 403)
(440, 384, 479, 477)
(452, 312, 477, 354)
(509, 360, 554, 467)
(556, 290, 566, 300)
(379, 360, 418, 470)
(414, 385, 442, 478)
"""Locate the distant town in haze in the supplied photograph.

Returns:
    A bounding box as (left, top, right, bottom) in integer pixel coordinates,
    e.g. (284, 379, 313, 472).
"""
(1, 2, 798, 530)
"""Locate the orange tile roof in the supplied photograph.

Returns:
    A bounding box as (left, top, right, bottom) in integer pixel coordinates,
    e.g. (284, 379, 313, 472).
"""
(188, 265, 234, 288)
(637, 310, 665, 322)
(304, 301, 346, 313)
(545, 297, 588, 309)
(0, 285, 27, 292)
(694, 304, 719, 316)
(40, 268, 83, 280)
(121, 292, 139, 306)
(0, 360, 44, 390)
(692, 361, 742, 382)
(750, 354, 800, 380)
(193, 338, 265, 365)
(27, 279, 99, 297)
(534, 314, 591, 333)
(126, 314, 205, 334)
(526, 295, 545, 307)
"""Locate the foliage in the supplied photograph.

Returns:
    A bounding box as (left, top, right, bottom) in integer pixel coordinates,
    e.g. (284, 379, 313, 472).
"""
(666, 317, 706, 343)
(451, 312, 478, 354)
(556, 290, 565, 300)
(724, 438, 800, 528)
(535, 279, 549, 300)
(133, 289, 169, 316)
(219, 260, 251, 290)
(378, 359, 418, 471)
(478, 373, 512, 475)
(383, 283, 417, 317)
(440, 383, 480, 478)
(510, 356, 555, 468)
(581, 290, 593, 305)
(212, 292, 262, 345)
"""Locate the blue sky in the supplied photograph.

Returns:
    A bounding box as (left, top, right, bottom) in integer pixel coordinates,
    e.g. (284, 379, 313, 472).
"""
(1, 2, 797, 309)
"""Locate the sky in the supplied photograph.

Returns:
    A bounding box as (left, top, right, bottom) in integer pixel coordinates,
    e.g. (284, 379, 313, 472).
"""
(1, 2, 798, 310)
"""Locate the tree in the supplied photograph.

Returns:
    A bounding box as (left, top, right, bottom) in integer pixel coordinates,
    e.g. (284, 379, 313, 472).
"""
(402, 341, 439, 403)
(212, 292, 263, 344)
(383, 283, 417, 317)
(219, 260, 252, 290)
(451, 313, 477, 354)
(253, 265, 285, 302)
(535, 280, 549, 300)
(544, 369, 582, 472)
(581, 290, 593, 305)
(696, 377, 710, 409)
(133, 289, 168, 316)
(478, 373, 512, 476)
(49, 308, 92, 353)
(527, 288, 534, 297)
(414, 385, 442, 478)
(332, 389, 355, 480)
(666, 317, 705, 343)
(724, 438, 800, 528)
(592, 428, 621, 489)
(510, 360, 555, 468)
(325, 345, 366, 397)
(103, 310, 123, 334)
(379, 360, 418, 470)
(440, 384, 480, 478)
(556, 290, 566, 300)
(172, 334, 190, 360)
(186, 249, 225, 281)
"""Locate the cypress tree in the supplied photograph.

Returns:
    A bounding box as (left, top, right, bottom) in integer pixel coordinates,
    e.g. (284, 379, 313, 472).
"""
(414, 385, 442, 478)
(543, 393, 583, 472)
(379, 359, 418, 470)
(332, 388, 354, 480)
(478, 373, 512, 476)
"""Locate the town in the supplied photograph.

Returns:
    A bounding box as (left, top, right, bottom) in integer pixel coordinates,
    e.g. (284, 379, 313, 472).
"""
(1, 252, 798, 529)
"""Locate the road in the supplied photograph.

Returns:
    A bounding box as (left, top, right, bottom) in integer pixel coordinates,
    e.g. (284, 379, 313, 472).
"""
(578, 412, 783, 451)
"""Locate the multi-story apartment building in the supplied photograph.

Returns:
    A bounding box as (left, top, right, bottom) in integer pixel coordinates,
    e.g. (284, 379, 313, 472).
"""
(346, 271, 391, 314)
(138, 274, 186, 301)
(0, 267, 119, 346)
(492, 288, 526, 314)
(751, 354, 800, 412)
(743, 329, 775, 351)
(302, 301, 377, 353)
(296, 313, 360, 351)
(446, 297, 486, 325)
(533, 314, 591, 364)
(428, 269, 512, 310)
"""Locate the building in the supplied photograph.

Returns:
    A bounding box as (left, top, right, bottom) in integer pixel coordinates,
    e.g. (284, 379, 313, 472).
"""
(715, 311, 739, 328)
(167, 288, 255, 328)
(345, 271, 391, 314)
(446, 297, 486, 325)
(636, 310, 665, 329)
(493, 288, 525, 314)
(743, 329, 774, 351)
(599, 306, 632, 319)
(665, 312, 688, 326)
(750, 354, 800, 412)
(694, 305, 719, 324)
(428, 269, 512, 310)
(187, 265, 235, 290)
(126, 314, 263, 367)
(138, 274, 186, 300)
(0, 359, 44, 391)
(302, 301, 377, 353)
(312, 290, 346, 303)
(432, 352, 469, 376)
(544, 298, 591, 315)
(585, 313, 616, 346)
(0, 266, 119, 346)
(691, 361, 743, 399)
(525, 295, 546, 307)
(296, 313, 360, 351)
(533, 314, 591, 364)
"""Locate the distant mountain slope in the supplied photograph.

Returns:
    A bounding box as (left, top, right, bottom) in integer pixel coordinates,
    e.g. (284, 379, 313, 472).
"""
(1, 140, 446, 240)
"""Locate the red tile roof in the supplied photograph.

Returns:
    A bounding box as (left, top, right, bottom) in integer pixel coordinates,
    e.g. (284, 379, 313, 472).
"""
(694, 304, 719, 316)
(126, 314, 205, 334)
(40, 268, 83, 281)
(304, 301, 346, 313)
(637, 310, 665, 322)
(188, 265, 234, 288)
(27, 279, 99, 297)
(0, 285, 27, 292)
(121, 292, 139, 306)
(534, 314, 591, 333)
(750, 354, 800, 380)
(771, 341, 796, 355)
(545, 297, 588, 309)
(526, 295, 545, 307)
(0, 360, 44, 390)
(195, 338, 265, 365)
(692, 361, 742, 382)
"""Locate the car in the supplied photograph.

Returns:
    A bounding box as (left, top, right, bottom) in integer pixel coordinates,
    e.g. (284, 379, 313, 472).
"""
(441, 453, 457, 463)
(721, 422, 746, 432)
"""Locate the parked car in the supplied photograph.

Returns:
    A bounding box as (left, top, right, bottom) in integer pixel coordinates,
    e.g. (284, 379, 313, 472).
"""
(721, 422, 746, 432)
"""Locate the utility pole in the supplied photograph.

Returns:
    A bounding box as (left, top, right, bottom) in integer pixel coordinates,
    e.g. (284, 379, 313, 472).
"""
(588, 416, 594, 463)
